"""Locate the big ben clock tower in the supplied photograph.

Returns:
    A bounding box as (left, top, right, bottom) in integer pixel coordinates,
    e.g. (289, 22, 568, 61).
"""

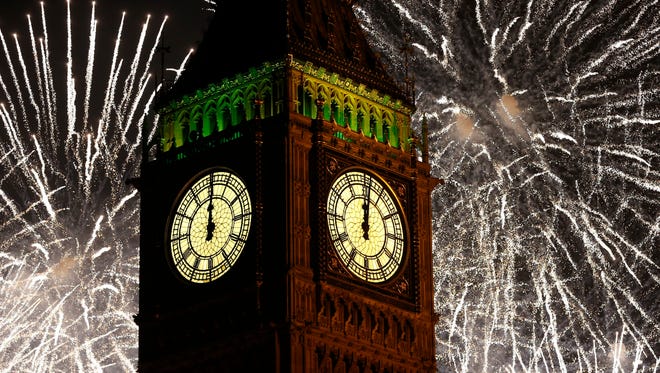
(136, 0, 441, 372)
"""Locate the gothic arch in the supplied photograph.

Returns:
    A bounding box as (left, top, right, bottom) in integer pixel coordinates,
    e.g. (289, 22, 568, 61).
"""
(173, 109, 189, 147)
(203, 100, 217, 135)
(216, 95, 232, 130)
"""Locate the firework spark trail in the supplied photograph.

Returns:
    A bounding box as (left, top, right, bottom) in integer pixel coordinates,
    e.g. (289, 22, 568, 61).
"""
(0, 2, 182, 371)
(358, 0, 660, 372)
(1, 0, 657, 371)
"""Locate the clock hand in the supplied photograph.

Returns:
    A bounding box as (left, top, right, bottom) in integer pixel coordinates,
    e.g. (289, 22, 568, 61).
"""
(205, 180, 215, 241)
(362, 174, 370, 240)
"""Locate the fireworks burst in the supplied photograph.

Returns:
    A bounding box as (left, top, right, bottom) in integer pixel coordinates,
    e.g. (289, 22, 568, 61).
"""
(358, 0, 660, 371)
(2, 0, 658, 372)
(0, 2, 191, 371)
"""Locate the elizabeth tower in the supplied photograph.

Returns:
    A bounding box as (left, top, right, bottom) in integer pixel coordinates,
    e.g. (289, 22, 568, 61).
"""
(136, 0, 440, 371)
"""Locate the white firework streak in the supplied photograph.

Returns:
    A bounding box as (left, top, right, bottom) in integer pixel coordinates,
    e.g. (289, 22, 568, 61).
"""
(0, 2, 191, 372)
(359, 0, 659, 372)
(1, 0, 657, 372)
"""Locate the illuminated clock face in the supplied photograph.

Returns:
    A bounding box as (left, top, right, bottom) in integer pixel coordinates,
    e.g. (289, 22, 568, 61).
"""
(168, 169, 251, 283)
(326, 170, 406, 283)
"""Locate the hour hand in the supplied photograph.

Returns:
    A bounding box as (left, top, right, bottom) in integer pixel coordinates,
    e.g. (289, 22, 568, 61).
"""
(361, 201, 370, 240)
(361, 175, 371, 240)
(205, 200, 215, 241)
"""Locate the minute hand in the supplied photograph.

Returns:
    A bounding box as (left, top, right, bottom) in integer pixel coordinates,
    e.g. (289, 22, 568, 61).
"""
(361, 175, 371, 240)
(205, 181, 215, 241)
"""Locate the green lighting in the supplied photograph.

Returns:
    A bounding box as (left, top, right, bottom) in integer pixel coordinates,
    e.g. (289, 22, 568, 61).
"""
(157, 58, 413, 157)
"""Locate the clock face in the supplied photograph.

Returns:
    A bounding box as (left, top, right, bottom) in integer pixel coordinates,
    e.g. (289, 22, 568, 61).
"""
(326, 170, 406, 283)
(168, 169, 252, 283)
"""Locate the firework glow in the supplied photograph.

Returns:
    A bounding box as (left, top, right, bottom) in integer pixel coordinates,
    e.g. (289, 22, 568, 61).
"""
(358, 0, 659, 371)
(1, 0, 658, 372)
(0, 1, 193, 371)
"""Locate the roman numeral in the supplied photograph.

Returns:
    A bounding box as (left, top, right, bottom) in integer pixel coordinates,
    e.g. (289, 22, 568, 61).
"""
(221, 249, 230, 262)
(231, 188, 246, 205)
(229, 233, 247, 243)
(386, 233, 402, 241)
(327, 212, 344, 221)
(348, 249, 357, 263)
(382, 212, 398, 220)
(233, 212, 250, 221)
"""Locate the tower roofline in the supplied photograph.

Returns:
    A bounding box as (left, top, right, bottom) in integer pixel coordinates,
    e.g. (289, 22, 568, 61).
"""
(159, 0, 412, 108)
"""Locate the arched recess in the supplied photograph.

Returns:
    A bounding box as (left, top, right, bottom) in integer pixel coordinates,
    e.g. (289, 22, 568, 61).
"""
(272, 79, 285, 115)
(396, 114, 410, 150)
(317, 84, 331, 121)
(330, 97, 341, 124)
(343, 95, 357, 131)
(356, 102, 370, 135)
(297, 80, 315, 117)
(230, 90, 246, 125)
(203, 100, 217, 136)
(368, 106, 383, 141)
(160, 114, 175, 152)
(243, 83, 259, 120)
(174, 109, 189, 147)
(217, 95, 232, 130)
(257, 78, 274, 118)
(382, 111, 395, 146)
(304, 78, 318, 118)
(319, 353, 332, 373)
(188, 105, 203, 143)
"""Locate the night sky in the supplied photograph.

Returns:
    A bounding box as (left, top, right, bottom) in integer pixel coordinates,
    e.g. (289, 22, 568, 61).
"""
(0, 1, 211, 92)
(1, 0, 658, 371)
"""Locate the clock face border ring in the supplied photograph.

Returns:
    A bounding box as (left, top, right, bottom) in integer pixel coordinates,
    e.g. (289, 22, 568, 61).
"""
(165, 167, 252, 284)
(325, 167, 409, 284)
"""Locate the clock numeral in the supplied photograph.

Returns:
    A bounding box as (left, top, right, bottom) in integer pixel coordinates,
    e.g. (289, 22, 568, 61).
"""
(233, 213, 249, 221)
(229, 233, 247, 243)
(348, 249, 358, 263)
(192, 189, 203, 205)
(175, 233, 190, 241)
(382, 212, 398, 221)
(175, 211, 193, 220)
(327, 212, 344, 221)
(219, 184, 228, 199)
(337, 231, 349, 242)
(347, 181, 355, 196)
(386, 232, 402, 241)
(230, 188, 246, 206)
(373, 183, 385, 202)
(220, 248, 230, 262)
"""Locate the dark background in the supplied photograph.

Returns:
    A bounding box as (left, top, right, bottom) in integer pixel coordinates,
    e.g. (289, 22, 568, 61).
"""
(0, 0, 212, 93)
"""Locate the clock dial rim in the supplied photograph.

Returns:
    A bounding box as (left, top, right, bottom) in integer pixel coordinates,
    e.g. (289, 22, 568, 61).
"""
(326, 168, 408, 284)
(166, 167, 252, 284)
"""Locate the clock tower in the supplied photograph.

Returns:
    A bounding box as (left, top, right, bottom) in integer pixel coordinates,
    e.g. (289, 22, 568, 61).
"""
(137, 1, 440, 372)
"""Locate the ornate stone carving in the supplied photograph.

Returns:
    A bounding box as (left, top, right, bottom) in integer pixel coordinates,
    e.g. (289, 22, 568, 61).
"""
(327, 157, 340, 175)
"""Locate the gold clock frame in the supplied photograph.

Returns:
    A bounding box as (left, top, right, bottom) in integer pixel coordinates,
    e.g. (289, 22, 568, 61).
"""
(325, 167, 409, 284)
(165, 167, 252, 284)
